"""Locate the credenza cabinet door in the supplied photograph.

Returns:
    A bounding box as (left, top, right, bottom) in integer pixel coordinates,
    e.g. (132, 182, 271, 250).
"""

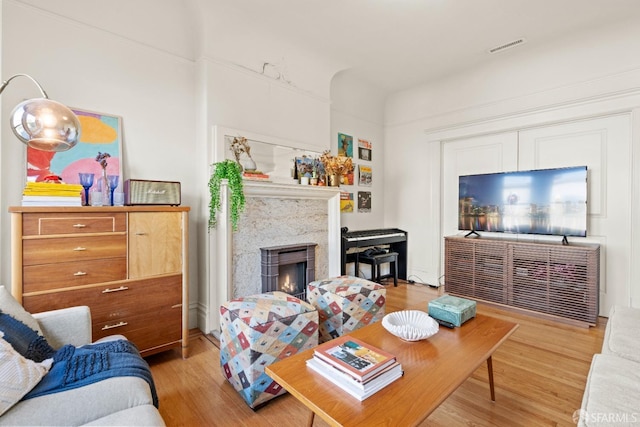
(128, 211, 183, 278)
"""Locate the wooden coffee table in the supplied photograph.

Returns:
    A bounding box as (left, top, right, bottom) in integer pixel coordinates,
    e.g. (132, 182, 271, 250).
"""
(266, 313, 518, 427)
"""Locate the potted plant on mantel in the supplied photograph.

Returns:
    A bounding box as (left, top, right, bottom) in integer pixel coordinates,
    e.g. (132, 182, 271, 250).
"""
(208, 159, 245, 230)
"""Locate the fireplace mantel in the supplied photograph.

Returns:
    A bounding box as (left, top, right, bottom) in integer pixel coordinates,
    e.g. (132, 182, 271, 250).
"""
(243, 180, 341, 200)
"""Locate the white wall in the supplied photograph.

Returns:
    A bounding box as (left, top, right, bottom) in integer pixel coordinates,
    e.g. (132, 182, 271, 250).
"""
(1, 0, 197, 320)
(384, 18, 640, 307)
(330, 71, 386, 232)
(193, 3, 348, 331)
(1, 1, 356, 333)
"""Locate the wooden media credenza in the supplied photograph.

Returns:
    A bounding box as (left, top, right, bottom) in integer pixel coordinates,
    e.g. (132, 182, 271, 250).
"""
(444, 236, 599, 326)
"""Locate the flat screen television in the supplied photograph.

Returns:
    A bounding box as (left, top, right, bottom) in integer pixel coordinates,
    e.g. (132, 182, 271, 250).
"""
(458, 166, 588, 238)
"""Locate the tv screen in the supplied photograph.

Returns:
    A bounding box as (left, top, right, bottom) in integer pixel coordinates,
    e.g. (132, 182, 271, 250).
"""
(458, 166, 588, 237)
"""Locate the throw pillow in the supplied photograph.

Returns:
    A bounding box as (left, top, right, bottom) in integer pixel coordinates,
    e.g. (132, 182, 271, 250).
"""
(0, 286, 42, 335)
(0, 331, 52, 416)
(0, 312, 55, 362)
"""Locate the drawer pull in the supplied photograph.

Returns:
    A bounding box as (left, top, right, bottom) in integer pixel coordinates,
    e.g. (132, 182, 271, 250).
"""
(73, 247, 87, 251)
(135, 232, 147, 236)
(102, 321, 128, 331)
(102, 286, 129, 294)
(72, 223, 87, 228)
(73, 271, 87, 276)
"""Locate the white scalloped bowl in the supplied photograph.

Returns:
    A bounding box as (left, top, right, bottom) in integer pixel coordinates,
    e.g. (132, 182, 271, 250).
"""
(382, 310, 439, 342)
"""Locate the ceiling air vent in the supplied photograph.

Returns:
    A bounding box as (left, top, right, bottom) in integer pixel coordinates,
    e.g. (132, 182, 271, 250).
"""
(488, 38, 526, 54)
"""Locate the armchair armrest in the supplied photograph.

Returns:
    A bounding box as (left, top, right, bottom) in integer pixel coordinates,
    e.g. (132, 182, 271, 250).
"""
(32, 306, 92, 349)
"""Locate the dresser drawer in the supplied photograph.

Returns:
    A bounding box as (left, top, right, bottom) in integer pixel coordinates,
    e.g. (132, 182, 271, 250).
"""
(23, 235, 126, 265)
(23, 275, 182, 355)
(23, 258, 127, 293)
(93, 308, 182, 355)
(23, 275, 181, 316)
(22, 212, 127, 236)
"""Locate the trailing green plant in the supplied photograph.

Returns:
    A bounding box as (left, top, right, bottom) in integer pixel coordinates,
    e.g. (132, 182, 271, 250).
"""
(208, 160, 245, 230)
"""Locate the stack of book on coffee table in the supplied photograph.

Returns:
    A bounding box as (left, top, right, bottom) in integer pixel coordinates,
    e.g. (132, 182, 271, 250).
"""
(306, 335, 403, 401)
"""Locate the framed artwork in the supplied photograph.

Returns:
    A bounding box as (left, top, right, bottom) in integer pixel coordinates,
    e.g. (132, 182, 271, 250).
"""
(338, 133, 353, 158)
(340, 192, 354, 213)
(359, 165, 372, 186)
(358, 191, 372, 213)
(26, 108, 123, 185)
(358, 138, 372, 161)
(294, 156, 315, 178)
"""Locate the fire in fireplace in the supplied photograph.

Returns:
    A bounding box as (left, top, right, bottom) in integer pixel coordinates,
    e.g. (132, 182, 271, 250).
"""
(261, 243, 317, 301)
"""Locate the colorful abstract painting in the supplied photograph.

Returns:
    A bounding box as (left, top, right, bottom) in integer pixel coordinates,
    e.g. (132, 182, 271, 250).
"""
(26, 108, 123, 185)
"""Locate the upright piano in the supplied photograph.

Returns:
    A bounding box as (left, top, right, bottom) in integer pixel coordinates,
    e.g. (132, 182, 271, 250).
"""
(341, 228, 408, 279)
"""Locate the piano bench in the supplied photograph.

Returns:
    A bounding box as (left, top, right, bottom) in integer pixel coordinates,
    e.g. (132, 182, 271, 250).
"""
(358, 251, 399, 287)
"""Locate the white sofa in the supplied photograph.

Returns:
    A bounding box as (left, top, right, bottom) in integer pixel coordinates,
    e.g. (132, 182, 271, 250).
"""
(0, 297, 165, 426)
(579, 306, 640, 426)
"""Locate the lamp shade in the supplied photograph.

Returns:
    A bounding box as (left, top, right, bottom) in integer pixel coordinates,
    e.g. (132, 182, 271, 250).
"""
(10, 97, 80, 152)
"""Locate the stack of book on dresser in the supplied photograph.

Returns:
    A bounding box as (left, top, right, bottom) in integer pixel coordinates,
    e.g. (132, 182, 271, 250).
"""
(306, 335, 403, 401)
(22, 182, 83, 206)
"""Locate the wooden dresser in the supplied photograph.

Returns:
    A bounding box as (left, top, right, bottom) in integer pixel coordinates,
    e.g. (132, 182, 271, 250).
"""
(9, 206, 190, 358)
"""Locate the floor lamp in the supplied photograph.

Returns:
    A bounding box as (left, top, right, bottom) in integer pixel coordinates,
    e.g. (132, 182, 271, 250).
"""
(0, 74, 80, 152)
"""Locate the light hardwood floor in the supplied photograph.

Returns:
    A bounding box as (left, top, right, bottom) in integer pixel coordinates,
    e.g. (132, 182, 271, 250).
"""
(146, 282, 605, 427)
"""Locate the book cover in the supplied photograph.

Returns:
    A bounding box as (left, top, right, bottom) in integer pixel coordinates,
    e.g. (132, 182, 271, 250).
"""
(313, 335, 396, 382)
(338, 133, 353, 158)
(21, 200, 82, 207)
(358, 138, 372, 161)
(22, 195, 82, 202)
(24, 182, 83, 192)
(243, 171, 270, 179)
(306, 357, 403, 401)
(358, 191, 371, 213)
(359, 165, 372, 186)
(340, 192, 354, 213)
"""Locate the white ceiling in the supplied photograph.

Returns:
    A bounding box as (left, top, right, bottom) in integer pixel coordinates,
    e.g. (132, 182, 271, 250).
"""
(13, 0, 640, 96)
(225, 0, 640, 94)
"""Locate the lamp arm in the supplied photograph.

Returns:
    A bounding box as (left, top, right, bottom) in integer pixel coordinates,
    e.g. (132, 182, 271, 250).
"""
(0, 73, 49, 98)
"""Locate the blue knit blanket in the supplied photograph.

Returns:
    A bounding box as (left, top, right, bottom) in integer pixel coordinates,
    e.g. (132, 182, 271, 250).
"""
(24, 339, 159, 408)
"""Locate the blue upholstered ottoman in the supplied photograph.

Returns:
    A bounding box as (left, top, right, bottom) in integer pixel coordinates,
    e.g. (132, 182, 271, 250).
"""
(307, 276, 386, 343)
(428, 294, 476, 327)
(219, 291, 318, 408)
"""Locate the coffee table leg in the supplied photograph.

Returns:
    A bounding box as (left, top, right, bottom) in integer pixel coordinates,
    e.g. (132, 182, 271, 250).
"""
(487, 356, 495, 401)
(307, 410, 315, 427)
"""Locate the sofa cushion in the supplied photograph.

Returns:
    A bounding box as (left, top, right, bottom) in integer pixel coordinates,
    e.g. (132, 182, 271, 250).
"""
(602, 305, 640, 363)
(578, 353, 640, 426)
(0, 286, 42, 336)
(0, 332, 51, 416)
(0, 312, 55, 363)
(0, 376, 155, 426)
(84, 405, 166, 426)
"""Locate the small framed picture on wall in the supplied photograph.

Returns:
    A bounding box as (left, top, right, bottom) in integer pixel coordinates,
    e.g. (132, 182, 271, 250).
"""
(358, 138, 372, 161)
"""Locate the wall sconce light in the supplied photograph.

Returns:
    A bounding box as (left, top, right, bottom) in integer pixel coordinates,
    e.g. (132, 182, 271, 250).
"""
(0, 74, 81, 152)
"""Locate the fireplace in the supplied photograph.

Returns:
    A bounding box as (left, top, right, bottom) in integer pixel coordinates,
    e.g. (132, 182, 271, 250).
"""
(261, 243, 317, 300)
